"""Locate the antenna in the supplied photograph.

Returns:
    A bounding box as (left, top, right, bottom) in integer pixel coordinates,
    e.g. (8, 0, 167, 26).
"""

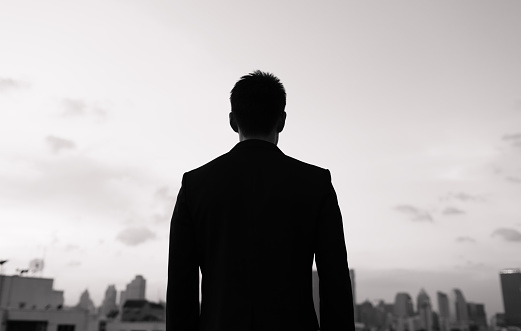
(29, 259, 45, 277)
(16, 269, 29, 276)
(0, 260, 7, 275)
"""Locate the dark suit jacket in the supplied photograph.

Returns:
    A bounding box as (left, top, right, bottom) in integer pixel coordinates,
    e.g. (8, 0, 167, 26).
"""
(167, 139, 354, 331)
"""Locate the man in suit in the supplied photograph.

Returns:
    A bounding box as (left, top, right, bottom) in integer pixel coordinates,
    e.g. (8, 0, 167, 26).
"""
(167, 70, 355, 331)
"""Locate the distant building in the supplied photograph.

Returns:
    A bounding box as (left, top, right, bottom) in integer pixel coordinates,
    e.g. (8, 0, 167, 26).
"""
(376, 300, 394, 330)
(417, 289, 433, 331)
(500, 268, 521, 328)
(437, 292, 450, 331)
(120, 299, 164, 322)
(432, 311, 440, 331)
(99, 285, 118, 318)
(120, 275, 146, 309)
(449, 289, 469, 331)
(105, 320, 165, 331)
(466, 302, 487, 331)
(0, 274, 88, 331)
(393, 292, 415, 331)
(394, 292, 414, 318)
(489, 313, 505, 330)
(76, 289, 96, 314)
(358, 300, 376, 329)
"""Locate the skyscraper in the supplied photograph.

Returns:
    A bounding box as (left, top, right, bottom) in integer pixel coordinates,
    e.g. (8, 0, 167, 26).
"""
(394, 292, 414, 318)
(467, 302, 487, 331)
(76, 289, 96, 314)
(437, 291, 450, 331)
(100, 285, 118, 318)
(449, 288, 468, 331)
(120, 275, 146, 308)
(500, 268, 521, 327)
(417, 289, 433, 331)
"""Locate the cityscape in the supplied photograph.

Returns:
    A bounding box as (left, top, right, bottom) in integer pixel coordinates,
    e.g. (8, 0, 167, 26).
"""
(0, 261, 520, 331)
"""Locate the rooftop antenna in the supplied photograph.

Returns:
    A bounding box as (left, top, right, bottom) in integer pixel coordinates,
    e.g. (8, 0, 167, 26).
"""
(0, 260, 7, 275)
(29, 259, 45, 278)
(16, 269, 29, 276)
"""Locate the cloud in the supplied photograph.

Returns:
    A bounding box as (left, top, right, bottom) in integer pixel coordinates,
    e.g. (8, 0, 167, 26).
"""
(45, 136, 76, 154)
(442, 207, 465, 216)
(456, 236, 476, 243)
(440, 192, 485, 203)
(394, 205, 433, 222)
(0, 77, 29, 91)
(116, 227, 156, 246)
(506, 176, 521, 184)
(61, 98, 108, 118)
(491, 228, 521, 242)
(502, 133, 521, 141)
(501, 133, 521, 149)
(62, 99, 86, 116)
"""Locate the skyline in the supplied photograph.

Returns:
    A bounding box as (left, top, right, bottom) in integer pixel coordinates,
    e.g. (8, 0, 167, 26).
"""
(0, 261, 512, 318)
(1, 0, 520, 317)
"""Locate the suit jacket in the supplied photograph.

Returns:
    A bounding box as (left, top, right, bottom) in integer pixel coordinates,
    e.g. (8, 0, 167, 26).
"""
(167, 139, 354, 331)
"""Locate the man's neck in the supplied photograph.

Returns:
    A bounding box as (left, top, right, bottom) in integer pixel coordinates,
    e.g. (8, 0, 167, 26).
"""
(239, 131, 279, 145)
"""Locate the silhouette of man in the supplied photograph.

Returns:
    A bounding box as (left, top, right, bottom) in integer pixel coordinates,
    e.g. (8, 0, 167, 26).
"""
(167, 70, 355, 331)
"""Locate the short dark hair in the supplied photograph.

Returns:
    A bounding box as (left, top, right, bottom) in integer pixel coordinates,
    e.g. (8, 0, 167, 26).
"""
(230, 70, 286, 136)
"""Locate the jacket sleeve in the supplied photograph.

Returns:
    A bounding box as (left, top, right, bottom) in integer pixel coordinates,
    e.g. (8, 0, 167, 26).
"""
(166, 174, 200, 331)
(315, 170, 355, 331)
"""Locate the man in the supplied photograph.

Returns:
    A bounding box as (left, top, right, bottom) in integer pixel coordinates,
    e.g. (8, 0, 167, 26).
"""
(167, 70, 354, 331)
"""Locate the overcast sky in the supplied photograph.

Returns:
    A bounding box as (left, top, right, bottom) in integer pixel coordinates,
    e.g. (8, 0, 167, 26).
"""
(1, 0, 520, 316)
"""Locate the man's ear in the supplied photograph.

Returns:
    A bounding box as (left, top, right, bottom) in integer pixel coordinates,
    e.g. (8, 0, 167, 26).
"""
(276, 111, 286, 133)
(229, 112, 239, 133)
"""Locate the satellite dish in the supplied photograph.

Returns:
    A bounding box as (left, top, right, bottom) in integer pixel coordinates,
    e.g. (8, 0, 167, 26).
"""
(29, 259, 44, 276)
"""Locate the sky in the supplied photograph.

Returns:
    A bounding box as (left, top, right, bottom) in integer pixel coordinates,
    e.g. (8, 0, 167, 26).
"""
(1, 0, 520, 317)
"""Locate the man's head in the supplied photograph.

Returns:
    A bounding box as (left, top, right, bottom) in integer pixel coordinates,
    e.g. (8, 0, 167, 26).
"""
(229, 70, 286, 141)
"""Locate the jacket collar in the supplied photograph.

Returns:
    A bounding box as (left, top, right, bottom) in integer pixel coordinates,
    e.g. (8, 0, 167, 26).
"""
(230, 139, 284, 154)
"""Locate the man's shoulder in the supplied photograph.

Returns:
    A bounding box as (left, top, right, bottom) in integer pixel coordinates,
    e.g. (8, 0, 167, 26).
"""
(282, 154, 330, 178)
(184, 147, 330, 182)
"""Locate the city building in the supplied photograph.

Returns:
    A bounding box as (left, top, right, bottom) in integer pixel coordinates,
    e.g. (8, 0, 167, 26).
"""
(417, 289, 433, 331)
(105, 320, 165, 331)
(76, 290, 95, 315)
(120, 275, 146, 309)
(358, 300, 376, 329)
(437, 292, 450, 331)
(489, 313, 505, 330)
(99, 285, 118, 319)
(394, 292, 415, 331)
(432, 311, 439, 331)
(466, 302, 487, 331)
(0, 274, 88, 331)
(120, 299, 164, 322)
(499, 268, 521, 328)
(394, 292, 414, 318)
(449, 288, 469, 331)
